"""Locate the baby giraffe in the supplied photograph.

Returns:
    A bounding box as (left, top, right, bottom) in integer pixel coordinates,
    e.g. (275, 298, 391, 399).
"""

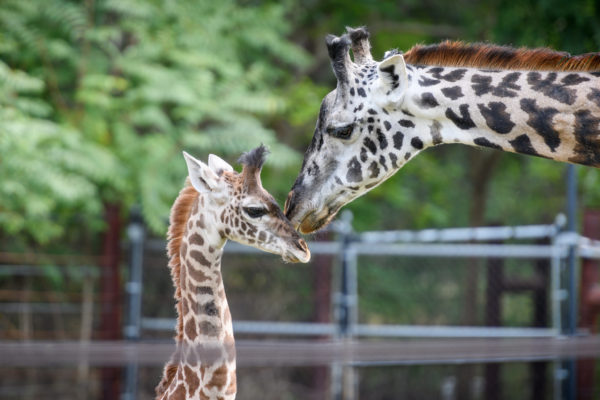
(156, 145, 310, 400)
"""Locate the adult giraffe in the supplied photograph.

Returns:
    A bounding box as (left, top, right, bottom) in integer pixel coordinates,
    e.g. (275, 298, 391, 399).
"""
(285, 27, 600, 233)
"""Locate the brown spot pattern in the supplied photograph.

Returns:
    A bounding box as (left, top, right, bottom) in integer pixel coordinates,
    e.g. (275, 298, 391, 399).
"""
(206, 364, 228, 390)
(190, 250, 212, 267)
(184, 318, 197, 340)
(226, 370, 237, 395)
(189, 233, 204, 246)
(199, 321, 219, 336)
(184, 365, 200, 397)
(187, 264, 209, 283)
(171, 383, 186, 400)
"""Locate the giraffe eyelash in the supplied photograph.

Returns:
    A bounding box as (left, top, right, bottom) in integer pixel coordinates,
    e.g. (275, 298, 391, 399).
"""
(326, 123, 355, 140)
(243, 207, 268, 218)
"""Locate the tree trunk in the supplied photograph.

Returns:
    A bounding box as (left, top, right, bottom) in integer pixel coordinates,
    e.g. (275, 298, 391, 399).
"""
(99, 202, 123, 400)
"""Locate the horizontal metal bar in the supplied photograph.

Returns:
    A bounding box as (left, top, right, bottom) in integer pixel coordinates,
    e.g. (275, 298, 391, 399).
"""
(234, 321, 336, 336)
(578, 244, 600, 260)
(360, 224, 557, 244)
(142, 318, 337, 336)
(225, 242, 342, 256)
(353, 324, 557, 338)
(351, 243, 566, 259)
(145, 239, 342, 256)
(143, 318, 557, 339)
(0, 302, 82, 313)
(145, 240, 569, 259)
(140, 318, 175, 331)
(0, 265, 98, 277)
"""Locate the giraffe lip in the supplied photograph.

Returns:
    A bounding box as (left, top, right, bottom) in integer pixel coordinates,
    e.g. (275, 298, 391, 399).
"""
(283, 250, 310, 263)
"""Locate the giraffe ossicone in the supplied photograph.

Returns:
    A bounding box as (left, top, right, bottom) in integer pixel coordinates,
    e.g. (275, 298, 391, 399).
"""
(157, 145, 310, 400)
(285, 26, 600, 234)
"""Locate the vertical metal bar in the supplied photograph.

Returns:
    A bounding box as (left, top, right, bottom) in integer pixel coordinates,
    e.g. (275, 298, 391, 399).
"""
(341, 211, 357, 400)
(565, 164, 578, 400)
(331, 213, 348, 400)
(339, 237, 350, 337)
(339, 211, 355, 338)
(346, 246, 358, 337)
(550, 236, 562, 335)
(551, 216, 565, 400)
(345, 245, 358, 400)
(125, 208, 145, 340)
(123, 208, 145, 400)
(331, 363, 343, 400)
(566, 164, 578, 335)
(332, 211, 356, 400)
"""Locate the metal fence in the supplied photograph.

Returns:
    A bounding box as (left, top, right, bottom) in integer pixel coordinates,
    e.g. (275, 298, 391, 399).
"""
(128, 212, 593, 340)
(121, 211, 600, 400)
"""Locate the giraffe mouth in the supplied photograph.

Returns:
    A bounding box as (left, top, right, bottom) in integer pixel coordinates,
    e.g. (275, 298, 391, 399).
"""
(283, 251, 310, 263)
(283, 242, 311, 263)
(297, 204, 342, 234)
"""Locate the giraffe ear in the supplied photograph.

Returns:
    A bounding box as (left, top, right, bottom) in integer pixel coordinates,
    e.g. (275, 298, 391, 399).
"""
(376, 54, 408, 105)
(208, 154, 233, 175)
(183, 151, 220, 193)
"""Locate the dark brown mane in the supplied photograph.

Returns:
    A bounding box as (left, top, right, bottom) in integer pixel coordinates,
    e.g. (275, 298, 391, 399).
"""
(238, 144, 269, 170)
(404, 41, 600, 71)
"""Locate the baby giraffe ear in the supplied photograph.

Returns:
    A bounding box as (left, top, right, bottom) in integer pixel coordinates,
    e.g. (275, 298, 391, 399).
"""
(183, 151, 220, 193)
(208, 154, 233, 175)
(376, 54, 408, 106)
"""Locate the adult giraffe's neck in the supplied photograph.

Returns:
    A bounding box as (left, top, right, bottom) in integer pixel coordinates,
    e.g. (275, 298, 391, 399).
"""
(400, 65, 600, 167)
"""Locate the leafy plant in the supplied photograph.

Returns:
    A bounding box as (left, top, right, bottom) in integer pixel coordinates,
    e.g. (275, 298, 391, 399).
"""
(0, 0, 311, 242)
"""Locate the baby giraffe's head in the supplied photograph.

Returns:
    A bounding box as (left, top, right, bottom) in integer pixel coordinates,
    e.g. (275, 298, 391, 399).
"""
(183, 145, 310, 263)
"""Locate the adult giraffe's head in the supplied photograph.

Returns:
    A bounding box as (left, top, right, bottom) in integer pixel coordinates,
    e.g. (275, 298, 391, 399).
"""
(285, 27, 414, 233)
(183, 145, 310, 263)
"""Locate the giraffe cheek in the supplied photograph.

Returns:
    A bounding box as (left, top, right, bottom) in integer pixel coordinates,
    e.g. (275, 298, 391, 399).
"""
(346, 157, 363, 183)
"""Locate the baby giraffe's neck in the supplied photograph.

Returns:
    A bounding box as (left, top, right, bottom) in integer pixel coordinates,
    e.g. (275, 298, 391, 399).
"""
(162, 199, 236, 400)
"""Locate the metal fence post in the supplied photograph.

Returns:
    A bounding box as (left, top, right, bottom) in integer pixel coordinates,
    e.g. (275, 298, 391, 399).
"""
(332, 211, 357, 400)
(123, 207, 145, 400)
(551, 214, 566, 400)
(338, 211, 358, 400)
(564, 164, 578, 400)
(337, 211, 356, 338)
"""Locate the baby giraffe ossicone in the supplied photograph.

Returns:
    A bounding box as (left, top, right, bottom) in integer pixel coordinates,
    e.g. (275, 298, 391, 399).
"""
(156, 145, 310, 400)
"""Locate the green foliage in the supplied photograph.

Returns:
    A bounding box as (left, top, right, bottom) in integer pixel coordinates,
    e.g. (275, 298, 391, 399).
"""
(0, 61, 114, 244)
(0, 0, 310, 242)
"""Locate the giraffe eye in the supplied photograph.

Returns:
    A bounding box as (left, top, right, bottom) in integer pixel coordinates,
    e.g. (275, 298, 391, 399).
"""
(327, 124, 355, 140)
(243, 207, 268, 218)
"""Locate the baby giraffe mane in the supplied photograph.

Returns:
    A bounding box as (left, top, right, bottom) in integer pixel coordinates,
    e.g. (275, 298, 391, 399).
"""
(166, 179, 198, 338)
(404, 40, 600, 72)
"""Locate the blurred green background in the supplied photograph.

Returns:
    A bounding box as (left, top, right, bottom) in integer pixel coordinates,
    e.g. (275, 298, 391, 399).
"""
(1, 0, 600, 247)
(2, 1, 600, 398)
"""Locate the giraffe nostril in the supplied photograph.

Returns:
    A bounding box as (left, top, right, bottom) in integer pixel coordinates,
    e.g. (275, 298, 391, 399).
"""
(284, 191, 296, 217)
(294, 239, 308, 252)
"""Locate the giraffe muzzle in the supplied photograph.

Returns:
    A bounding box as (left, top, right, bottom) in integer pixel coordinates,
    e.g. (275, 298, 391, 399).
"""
(284, 238, 311, 263)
